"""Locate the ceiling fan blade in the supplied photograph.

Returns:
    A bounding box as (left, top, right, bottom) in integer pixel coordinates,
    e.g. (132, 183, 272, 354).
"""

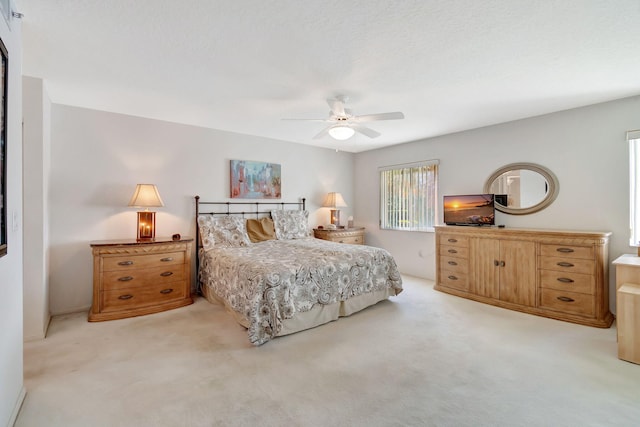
(282, 118, 328, 122)
(327, 98, 346, 117)
(354, 112, 405, 122)
(313, 125, 333, 140)
(352, 125, 381, 139)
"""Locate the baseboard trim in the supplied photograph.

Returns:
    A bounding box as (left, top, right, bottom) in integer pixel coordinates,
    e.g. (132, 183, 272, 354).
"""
(8, 386, 26, 427)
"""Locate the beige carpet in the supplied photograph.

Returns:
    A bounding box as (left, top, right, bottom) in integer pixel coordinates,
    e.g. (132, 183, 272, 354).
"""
(17, 276, 640, 427)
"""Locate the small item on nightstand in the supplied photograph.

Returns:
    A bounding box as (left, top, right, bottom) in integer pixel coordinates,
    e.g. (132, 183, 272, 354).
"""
(348, 216, 354, 228)
(317, 225, 324, 229)
(172, 233, 181, 241)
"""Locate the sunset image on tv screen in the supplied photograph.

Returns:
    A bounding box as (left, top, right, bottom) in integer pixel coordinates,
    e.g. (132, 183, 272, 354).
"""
(444, 194, 494, 224)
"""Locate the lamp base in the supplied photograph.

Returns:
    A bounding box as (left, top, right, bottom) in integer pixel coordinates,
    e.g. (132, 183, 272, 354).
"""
(330, 209, 340, 227)
(137, 211, 156, 241)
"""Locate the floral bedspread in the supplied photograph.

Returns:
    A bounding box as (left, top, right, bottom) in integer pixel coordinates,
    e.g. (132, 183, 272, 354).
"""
(199, 238, 403, 345)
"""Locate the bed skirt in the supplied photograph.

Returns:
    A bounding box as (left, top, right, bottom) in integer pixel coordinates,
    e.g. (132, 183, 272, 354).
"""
(202, 284, 396, 338)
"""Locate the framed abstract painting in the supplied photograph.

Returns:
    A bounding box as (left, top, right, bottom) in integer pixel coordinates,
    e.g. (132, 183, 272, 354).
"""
(230, 160, 281, 199)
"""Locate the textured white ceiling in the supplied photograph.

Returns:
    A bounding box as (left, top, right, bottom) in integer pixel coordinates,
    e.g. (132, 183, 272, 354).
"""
(20, 0, 640, 152)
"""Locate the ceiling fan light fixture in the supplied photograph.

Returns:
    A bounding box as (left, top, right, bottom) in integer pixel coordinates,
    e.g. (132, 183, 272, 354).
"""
(328, 125, 355, 140)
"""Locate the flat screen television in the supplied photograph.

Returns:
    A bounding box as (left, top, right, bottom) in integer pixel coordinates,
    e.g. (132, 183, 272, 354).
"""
(443, 194, 495, 226)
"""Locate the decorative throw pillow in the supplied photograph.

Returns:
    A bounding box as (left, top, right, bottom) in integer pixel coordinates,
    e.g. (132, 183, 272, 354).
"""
(246, 217, 276, 243)
(271, 210, 309, 240)
(197, 215, 251, 250)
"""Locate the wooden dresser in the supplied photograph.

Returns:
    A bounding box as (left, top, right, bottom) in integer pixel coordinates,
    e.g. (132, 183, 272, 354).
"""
(314, 227, 365, 245)
(435, 226, 613, 328)
(89, 237, 193, 321)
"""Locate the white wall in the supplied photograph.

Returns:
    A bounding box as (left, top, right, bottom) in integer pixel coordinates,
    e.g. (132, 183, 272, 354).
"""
(23, 76, 51, 340)
(47, 104, 355, 315)
(0, 3, 24, 426)
(354, 95, 640, 312)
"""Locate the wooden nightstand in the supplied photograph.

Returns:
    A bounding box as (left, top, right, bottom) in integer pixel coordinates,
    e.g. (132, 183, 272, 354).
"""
(313, 227, 365, 245)
(88, 237, 193, 321)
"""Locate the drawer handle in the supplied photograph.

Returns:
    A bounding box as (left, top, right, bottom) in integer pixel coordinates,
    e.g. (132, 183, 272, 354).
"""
(118, 276, 134, 282)
(557, 277, 574, 283)
(447, 275, 458, 280)
(448, 261, 458, 266)
(118, 294, 133, 300)
(557, 296, 575, 302)
(447, 238, 458, 243)
(556, 248, 574, 253)
(117, 261, 134, 266)
(160, 271, 174, 277)
(448, 249, 458, 254)
(160, 288, 174, 294)
(160, 257, 174, 262)
(557, 262, 574, 268)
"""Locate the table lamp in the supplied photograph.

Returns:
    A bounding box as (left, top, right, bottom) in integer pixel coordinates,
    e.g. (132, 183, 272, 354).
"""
(322, 192, 347, 227)
(128, 184, 164, 241)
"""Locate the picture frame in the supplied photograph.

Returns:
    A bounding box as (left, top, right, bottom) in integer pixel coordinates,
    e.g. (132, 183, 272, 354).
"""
(0, 37, 7, 258)
(230, 160, 281, 199)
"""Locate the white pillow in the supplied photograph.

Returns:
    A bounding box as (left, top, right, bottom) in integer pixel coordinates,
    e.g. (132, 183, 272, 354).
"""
(197, 215, 251, 250)
(271, 210, 309, 240)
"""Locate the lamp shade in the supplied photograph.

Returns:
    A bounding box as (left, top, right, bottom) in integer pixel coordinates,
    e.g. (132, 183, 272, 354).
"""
(322, 192, 348, 208)
(328, 125, 355, 140)
(128, 184, 164, 208)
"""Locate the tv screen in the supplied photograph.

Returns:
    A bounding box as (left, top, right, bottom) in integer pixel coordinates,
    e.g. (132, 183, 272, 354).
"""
(443, 194, 495, 226)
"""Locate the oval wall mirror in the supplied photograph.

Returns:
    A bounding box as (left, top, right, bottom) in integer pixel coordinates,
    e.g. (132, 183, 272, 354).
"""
(483, 163, 559, 215)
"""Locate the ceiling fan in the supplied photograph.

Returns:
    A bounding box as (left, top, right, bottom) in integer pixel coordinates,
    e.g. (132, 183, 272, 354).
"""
(283, 96, 404, 140)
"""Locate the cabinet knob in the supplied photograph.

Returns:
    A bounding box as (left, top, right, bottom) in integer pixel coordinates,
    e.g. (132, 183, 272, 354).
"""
(494, 260, 499, 266)
(500, 261, 505, 267)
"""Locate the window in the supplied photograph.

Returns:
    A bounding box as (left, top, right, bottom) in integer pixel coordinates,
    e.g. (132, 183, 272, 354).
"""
(379, 160, 438, 231)
(628, 130, 640, 247)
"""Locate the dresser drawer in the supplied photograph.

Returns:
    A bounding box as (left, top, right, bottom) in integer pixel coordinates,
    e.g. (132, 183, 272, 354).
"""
(102, 281, 187, 313)
(440, 270, 468, 291)
(103, 264, 185, 291)
(539, 244, 594, 260)
(538, 256, 594, 275)
(539, 288, 595, 317)
(440, 244, 469, 259)
(103, 251, 185, 271)
(440, 255, 468, 275)
(539, 270, 594, 294)
(440, 234, 469, 247)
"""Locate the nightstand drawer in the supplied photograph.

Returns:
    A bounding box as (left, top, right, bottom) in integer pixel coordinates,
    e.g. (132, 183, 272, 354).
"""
(102, 281, 187, 313)
(336, 235, 363, 244)
(103, 265, 184, 291)
(103, 251, 184, 271)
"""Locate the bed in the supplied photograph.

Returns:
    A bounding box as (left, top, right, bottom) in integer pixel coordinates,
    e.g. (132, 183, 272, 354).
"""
(195, 196, 403, 345)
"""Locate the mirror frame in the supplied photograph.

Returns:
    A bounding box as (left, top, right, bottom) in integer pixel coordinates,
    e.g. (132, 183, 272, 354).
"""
(483, 162, 559, 215)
